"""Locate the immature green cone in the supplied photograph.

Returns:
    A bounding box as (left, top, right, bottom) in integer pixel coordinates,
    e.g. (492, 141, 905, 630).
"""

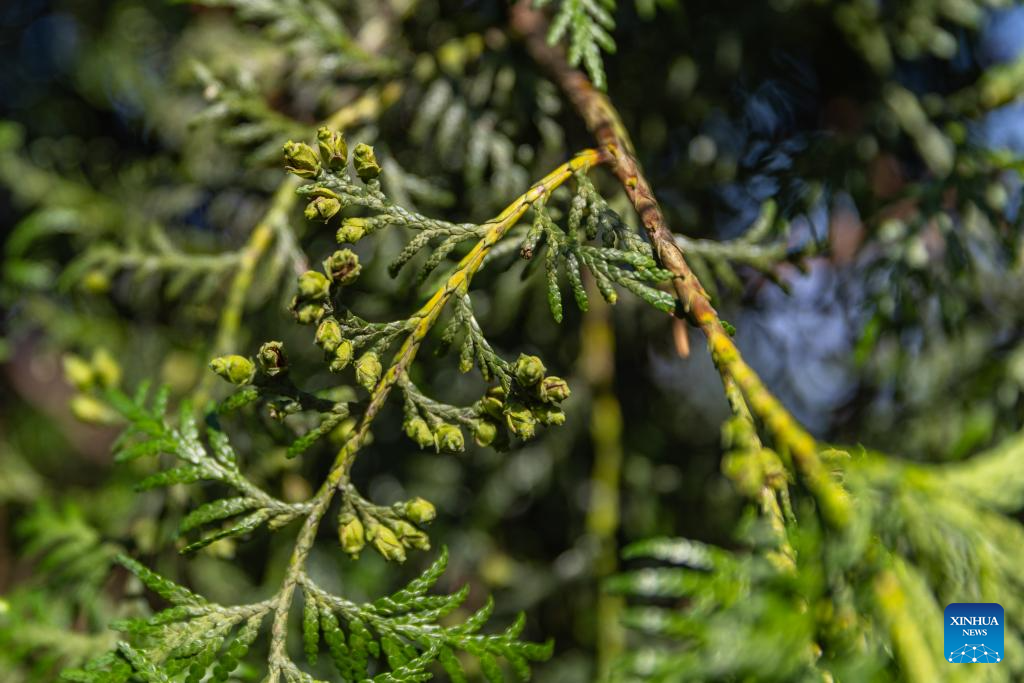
(315, 318, 343, 353)
(316, 126, 348, 170)
(336, 218, 367, 244)
(473, 418, 498, 447)
(514, 353, 546, 387)
(323, 249, 361, 285)
(257, 341, 287, 377)
(63, 354, 95, 392)
(338, 514, 365, 557)
(353, 143, 381, 180)
(402, 497, 436, 524)
(293, 300, 327, 325)
(392, 520, 430, 550)
(479, 385, 506, 420)
(403, 416, 435, 449)
(355, 352, 382, 390)
(434, 423, 464, 453)
(539, 376, 571, 403)
(402, 531, 431, 551)
(304, 196, 341, 223)
(283, 141, 320, 178)
(329, 340, 354, 372)
(297, 270, 331, 300)
(210, 355, 255, 385)
(504, 402, 537, 440)
(533, 404, 566, 426)
(371, 525, 406, 562)
(91, 348, 122, 388)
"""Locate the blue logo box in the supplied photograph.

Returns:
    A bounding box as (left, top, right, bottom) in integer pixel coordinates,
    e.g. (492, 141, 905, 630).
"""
(945, 603, 1004, 664)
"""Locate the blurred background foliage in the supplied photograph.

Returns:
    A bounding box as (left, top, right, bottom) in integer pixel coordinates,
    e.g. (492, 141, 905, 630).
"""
(3, 0, 1024, 681)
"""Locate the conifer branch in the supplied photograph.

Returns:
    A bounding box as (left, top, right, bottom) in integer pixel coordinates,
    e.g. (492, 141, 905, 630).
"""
(264, 149, 603, 674)
(512, 1, 851, 528)
(202, 85, 404, 401)
(66, 140, 593, 674)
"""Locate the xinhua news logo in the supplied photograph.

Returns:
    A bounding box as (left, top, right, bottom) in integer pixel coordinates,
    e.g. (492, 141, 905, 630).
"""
(944, 603, 1004, 664)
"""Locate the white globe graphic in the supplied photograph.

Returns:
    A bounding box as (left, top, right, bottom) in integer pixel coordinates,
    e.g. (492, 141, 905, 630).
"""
(948, 644, 1000, 663)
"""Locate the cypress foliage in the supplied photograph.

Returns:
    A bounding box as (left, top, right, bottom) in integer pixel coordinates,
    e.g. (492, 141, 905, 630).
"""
(3, 1, 1024, 681)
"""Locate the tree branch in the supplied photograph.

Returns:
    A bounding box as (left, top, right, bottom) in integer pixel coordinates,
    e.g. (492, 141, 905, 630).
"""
(511, 2, 851, 528)
(266, 149, 605, 672)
